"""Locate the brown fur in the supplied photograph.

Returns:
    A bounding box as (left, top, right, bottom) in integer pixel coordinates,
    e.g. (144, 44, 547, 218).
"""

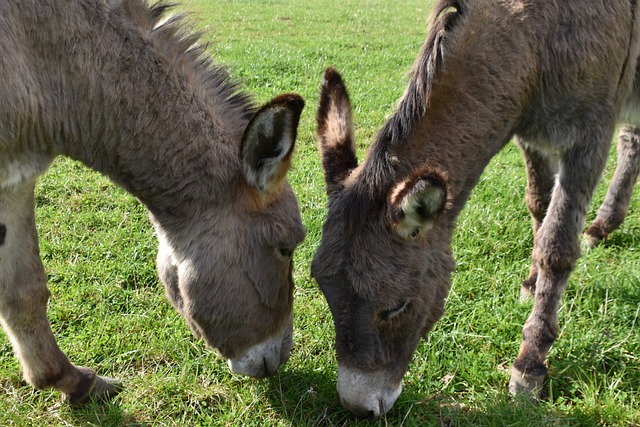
(0, 0, 305, 402)
(314, 0, 640, 417)
(585, 126, 640, 246)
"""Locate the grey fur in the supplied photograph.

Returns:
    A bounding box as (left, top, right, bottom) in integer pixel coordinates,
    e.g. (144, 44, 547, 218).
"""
(314, 0, 640, 418)
(0, 0, 305, 403)
(586, 126, 640, 246)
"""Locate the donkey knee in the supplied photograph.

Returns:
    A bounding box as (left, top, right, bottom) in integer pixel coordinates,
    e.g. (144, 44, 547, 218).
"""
(523, 224, 579, 301)
(533, 232, 580, 279)
(0, 283, 50, 323)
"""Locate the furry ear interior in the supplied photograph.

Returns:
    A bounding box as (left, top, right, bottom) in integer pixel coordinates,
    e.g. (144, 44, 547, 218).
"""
(316, 67, 358, 195)
(242, 94, 305, 193)
(387, 174, 447, 239)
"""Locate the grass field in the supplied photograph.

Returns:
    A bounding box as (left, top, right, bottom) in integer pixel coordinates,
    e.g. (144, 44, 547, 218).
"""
(1, 0, 639, 425)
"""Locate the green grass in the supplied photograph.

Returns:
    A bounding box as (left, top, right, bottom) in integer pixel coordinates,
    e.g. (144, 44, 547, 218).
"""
(1, 0, 639, 425)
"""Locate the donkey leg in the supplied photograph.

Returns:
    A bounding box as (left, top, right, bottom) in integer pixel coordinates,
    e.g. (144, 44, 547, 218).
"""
(509, 129, 612, 398)
(0, 181, 122, 404)
(516, 140, 558, 299)
(585, 125, 640, 246)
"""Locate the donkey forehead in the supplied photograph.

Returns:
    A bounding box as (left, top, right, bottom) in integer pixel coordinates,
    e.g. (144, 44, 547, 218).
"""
(317, 225, 426, 298)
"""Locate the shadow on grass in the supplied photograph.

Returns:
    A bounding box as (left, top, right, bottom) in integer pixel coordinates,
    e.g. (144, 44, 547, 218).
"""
(66, 401, 131, 427)
(262, 366, 423, 426)
(0, 385, 142, 427)
(262, 363, 638, 426)
(261, 366, 466, 426)
(6, 359, 634, 426)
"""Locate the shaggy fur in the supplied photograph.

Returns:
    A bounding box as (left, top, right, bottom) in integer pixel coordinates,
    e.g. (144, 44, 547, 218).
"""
(313, 0, 640, 418)
(585, 125, 640, 245)
(0, 0, 305, 403)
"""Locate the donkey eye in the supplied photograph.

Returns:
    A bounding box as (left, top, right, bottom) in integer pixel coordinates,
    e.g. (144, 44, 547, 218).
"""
(379, 300, 410, 322)
(277, 247, 294, 259)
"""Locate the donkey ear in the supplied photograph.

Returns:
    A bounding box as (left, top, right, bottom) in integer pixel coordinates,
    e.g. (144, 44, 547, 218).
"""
(387, 174, 447, 240)
(242, 93, 305, 193)
(316, 67, 358, 195)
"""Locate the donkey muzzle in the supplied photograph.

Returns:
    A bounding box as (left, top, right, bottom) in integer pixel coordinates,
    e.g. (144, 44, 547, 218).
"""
(336, 365, 403, 419)
(227, 315, 293, 378)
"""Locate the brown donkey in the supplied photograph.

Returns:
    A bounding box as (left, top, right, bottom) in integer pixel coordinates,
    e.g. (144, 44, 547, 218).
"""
(0, 0, 305, 403)
(313, 0, 640, 418)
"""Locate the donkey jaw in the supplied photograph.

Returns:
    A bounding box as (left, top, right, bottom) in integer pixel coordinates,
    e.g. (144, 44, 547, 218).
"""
(336, 365, 403, 419)
(227, 315, 293, 378)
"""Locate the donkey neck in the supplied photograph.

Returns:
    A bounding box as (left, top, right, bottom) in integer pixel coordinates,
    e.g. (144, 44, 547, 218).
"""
(32, 1, 253, 216)
(384, 85, 519, 226)
(409, 108, 515, 218)
(365, 0, 544, 228)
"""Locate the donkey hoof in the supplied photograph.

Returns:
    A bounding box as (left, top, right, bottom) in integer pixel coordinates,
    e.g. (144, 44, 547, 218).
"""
(582, 232, 602, 250)
(66, 375, 123, 405)
(519, 285, 534, 302)
(519, 279, 536, 301)
(584, 223, 606, 248)
(508, 367, 544, 402)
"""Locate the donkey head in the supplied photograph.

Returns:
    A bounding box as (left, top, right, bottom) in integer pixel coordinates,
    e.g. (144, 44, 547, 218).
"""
(312, 69, 454, 418)
(153, 94, 306, 378)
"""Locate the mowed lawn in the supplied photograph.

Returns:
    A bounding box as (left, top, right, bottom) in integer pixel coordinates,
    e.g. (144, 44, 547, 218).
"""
(1, 0, 639, 425)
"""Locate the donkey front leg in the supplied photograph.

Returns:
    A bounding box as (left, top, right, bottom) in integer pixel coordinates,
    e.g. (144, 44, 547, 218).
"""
(0, 181, 122, 404)
(516, 140, 558, 299)
(509, 130, 612, 398)
(585, 125, 640, 246)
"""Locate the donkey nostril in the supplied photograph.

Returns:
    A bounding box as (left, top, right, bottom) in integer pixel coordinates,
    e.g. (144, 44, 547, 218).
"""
(339, 396, 377, 420)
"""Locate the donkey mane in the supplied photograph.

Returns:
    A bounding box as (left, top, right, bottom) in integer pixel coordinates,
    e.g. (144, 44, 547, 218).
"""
(117, 0, 256, 122)
(340, 0, 464, 229)
(379, 0, 463, 147)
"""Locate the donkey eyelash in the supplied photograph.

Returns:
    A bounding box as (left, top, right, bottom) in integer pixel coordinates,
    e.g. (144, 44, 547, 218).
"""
(277, 247, 294, 259)
(379, 301, 410, 322)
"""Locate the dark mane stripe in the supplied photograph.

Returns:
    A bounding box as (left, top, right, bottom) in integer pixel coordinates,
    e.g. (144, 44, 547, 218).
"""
(379, 0, 463, 147)
(149, 1, 175, 19)
(342, 0, 463, 229)
(116, 0, 256, 121)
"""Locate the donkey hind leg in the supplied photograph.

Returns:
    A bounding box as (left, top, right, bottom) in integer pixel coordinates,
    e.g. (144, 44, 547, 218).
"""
(509, 126, 613, 399)
(516, 139, 559, 300)
(585, 125, 640, 247)
(0, 181, 122, 404)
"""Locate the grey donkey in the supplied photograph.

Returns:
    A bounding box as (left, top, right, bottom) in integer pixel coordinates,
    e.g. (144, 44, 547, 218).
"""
(313, 0, 640, 418)
(0, 0, 306, 404)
